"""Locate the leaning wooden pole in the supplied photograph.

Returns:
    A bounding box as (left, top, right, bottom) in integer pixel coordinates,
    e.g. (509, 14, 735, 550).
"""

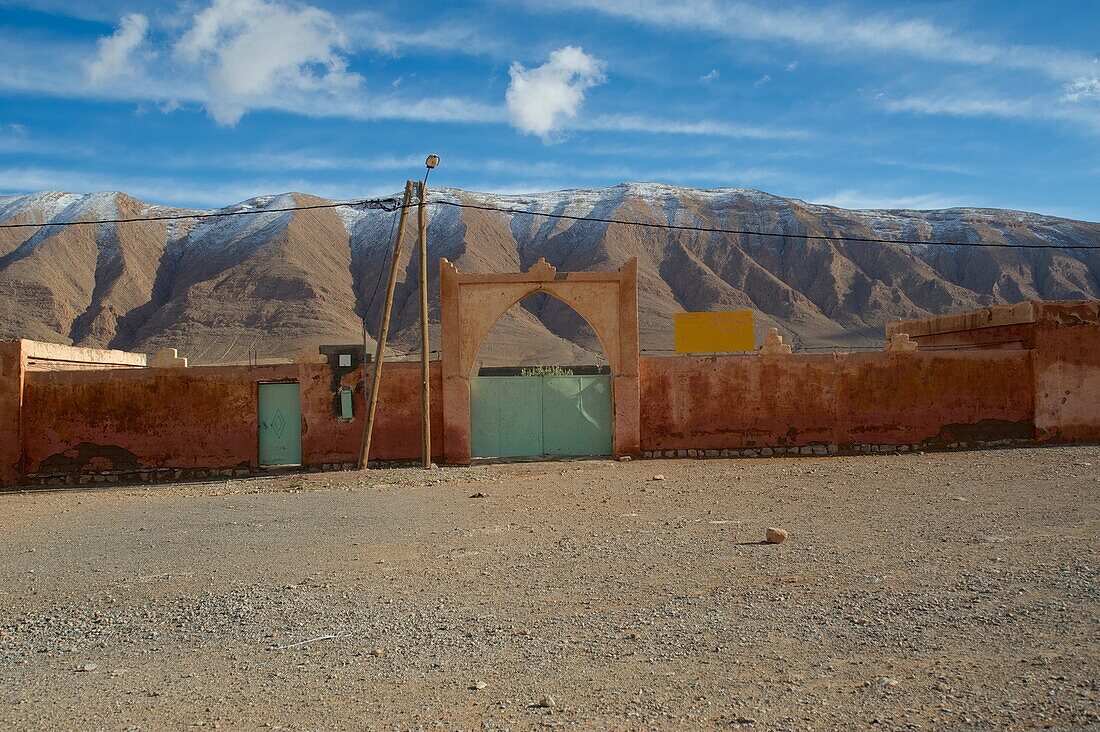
(417, 179, 432, 468)
(359, 180, 415, 469)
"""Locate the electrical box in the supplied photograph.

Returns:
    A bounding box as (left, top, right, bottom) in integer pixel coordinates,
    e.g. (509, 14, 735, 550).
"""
(339, 387, 354, 419)
(339, 353, 352, 367)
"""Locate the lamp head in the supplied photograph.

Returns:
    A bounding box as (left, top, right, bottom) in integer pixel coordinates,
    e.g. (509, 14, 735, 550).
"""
(425, 154, 440, 170)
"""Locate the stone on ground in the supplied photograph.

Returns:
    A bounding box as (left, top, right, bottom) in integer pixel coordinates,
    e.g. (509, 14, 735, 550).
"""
(765, 527, 789, 544)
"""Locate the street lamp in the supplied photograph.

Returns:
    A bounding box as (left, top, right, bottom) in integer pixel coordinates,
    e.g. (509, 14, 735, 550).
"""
(423, 155, 440, 191)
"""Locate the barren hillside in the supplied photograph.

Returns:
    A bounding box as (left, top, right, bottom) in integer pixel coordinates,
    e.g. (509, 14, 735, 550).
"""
(1, 184, 1097, 366)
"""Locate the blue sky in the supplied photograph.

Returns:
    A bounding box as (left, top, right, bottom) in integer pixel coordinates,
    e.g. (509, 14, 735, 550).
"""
(1, 0, 1098, 219)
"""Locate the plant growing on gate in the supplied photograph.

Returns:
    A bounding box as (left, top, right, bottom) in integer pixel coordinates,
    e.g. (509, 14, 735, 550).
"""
(520, 365, 574, 377)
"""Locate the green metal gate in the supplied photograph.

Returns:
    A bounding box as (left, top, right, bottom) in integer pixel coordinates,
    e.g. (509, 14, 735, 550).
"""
(258, 382, 302, 466)
(471, 375, 612, 459)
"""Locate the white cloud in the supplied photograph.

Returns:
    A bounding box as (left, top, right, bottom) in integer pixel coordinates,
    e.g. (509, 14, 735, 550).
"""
(700, 69, 719, 83)
(0, 123, 95, 157)
(786, 60, 799, 72)
(872, 157, 975, 176)
(85, 12, 148, 85)
(1063, 77, 1100, 103)
(506, 45, 606, 141)
(347, 12, 513, 60)
(173, 0, 361, 126)
(883, 93, 1100, 134)
(298, 93, 506, 125)
(0, 23, 506, 127)
(817, 189, 971, 211)
(754, 74, 772, 88)
(582, 114, 806, 140)
(884, 95, 1020, 118)
(817, 190, 1089, 219)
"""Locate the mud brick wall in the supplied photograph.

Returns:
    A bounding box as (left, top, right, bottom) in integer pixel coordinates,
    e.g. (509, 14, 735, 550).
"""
(3, 301, 1099, 488)
(20, 360, 442, 479)
(639, 350, 1036, 453)
(1031, 302, 1100, 443)
(0, 341, 24, 486)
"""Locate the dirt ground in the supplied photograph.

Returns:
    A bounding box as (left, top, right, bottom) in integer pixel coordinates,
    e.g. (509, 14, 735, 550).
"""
(1, 446, 1098, 731)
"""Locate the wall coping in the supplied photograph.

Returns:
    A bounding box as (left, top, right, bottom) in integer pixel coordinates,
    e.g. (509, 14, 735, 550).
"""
(15, 339, 147, 370)
(886, 301, 1038, 339)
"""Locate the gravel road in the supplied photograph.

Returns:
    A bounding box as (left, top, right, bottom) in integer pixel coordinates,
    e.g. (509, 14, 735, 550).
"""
(1, 446, 1098, 730)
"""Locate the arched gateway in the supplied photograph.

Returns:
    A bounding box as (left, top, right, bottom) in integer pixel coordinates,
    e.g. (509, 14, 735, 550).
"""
(439, 257, 641, 464)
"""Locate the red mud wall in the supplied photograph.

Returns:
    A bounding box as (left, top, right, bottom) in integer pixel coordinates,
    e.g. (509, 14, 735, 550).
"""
(0, 341, 23, 485)
(1032, 302, 1100, 443)
(639, 350, 1035, 453)
(20, 360, 442, 478)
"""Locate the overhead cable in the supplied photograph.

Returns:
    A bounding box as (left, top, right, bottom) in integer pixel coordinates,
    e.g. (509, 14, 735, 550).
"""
(428, 200, 1100, 251)
(0, 196, 400, 229)
(2, 194, 1097, 251)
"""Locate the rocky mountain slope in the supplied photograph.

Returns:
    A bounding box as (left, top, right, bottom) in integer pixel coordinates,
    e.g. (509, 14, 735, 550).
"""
(1, 184, 1098, 366)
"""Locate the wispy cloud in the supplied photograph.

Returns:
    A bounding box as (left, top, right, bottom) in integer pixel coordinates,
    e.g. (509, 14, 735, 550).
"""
(871, 157, 975, 177)
(580, 114, 807, 140)
(292, 94, 506, 124)
(532, 0, 1096, 81)
(884, 95, 1020, 118)
(814, 188, 1095, 219)
(153, 149, 804, 190)
(1063, 77, 1100, 103)
(346, 11, 515, 60)
(883, 93, 1100, 133)
(0, 123, 94, 157)
(0, 23, 503, 126)
(816, 189, 973, 211)
(526, 0, 1100, 135)
(0, 123, 31, 153)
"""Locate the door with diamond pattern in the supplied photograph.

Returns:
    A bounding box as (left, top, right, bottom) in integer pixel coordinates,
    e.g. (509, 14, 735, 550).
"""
(258, 382, 302, 466)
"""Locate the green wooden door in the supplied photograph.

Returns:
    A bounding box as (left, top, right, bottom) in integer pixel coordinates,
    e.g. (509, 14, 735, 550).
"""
(471, 376, 542, 458)
(543, 375, 613, 457)
(470, 375, 612, 459)
(258, 382, 302, 466)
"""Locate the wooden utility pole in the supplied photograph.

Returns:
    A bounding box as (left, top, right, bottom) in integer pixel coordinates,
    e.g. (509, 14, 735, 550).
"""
(359, 180, 414, 469)
(417, 179, 431, 468)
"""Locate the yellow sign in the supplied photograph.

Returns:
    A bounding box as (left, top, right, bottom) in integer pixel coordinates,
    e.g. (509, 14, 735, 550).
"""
(674, 311, 755, 353)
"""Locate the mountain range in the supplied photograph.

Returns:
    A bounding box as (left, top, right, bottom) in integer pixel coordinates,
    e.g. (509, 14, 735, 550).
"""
(1, 184, 1098, 366)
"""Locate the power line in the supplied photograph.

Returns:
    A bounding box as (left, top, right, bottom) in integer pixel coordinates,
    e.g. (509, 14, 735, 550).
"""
(0, 196, 400, 229)
(428, 199, 1100, 251)
(2, 192, 1097, 251)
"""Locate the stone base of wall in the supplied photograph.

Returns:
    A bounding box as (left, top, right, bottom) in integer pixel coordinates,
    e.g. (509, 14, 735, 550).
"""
(14, 461, 362, 489)
(9, 438, 1091, 489)
(641, 438, 1035, 459)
